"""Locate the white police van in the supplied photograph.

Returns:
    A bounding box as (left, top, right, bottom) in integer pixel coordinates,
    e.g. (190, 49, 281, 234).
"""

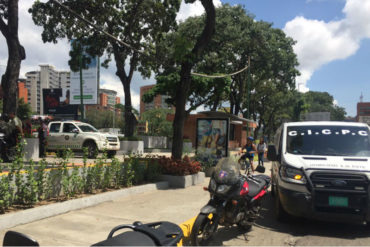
(268, 121, 370, 223)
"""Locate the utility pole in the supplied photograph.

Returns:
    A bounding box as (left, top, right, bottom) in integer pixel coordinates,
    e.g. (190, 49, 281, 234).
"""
(247, 56, 251, 119)
(79, 53, 85, 121)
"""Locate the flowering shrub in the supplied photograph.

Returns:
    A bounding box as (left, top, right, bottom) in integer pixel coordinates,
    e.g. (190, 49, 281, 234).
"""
(157, 155, 201, 176)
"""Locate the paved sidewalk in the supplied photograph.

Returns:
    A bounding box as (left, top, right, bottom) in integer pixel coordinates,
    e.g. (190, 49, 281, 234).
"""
(0, 161, 272, 246)
(0, 179, 211, 246)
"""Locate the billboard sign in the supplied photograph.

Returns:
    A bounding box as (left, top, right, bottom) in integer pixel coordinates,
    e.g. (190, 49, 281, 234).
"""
(196, 118, 229, 158)
(43, 88, 78, 115)
(70, 43, 99, 105)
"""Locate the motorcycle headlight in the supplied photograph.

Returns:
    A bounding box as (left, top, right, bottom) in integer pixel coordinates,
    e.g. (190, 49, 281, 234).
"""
(216, 184, 231, 195)
(279, 164, 306, 184)
(209, 178, 217, 192)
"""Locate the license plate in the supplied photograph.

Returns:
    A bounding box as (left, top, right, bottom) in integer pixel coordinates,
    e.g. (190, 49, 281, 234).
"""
(328, 196, 348, 207)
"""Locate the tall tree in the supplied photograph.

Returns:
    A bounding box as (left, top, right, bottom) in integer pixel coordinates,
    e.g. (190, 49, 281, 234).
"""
(242, 23, 300, 137)
(302, 91, 347, 120)
(143, 0, 216, 159)
(172, 0, 215, 159)
(30, 0, 180, 137)
(0, 0, 26, 114)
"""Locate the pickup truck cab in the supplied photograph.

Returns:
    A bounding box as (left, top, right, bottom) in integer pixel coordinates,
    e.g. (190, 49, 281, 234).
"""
(268, 121, 370, 223)
(47, 121, 120, 158)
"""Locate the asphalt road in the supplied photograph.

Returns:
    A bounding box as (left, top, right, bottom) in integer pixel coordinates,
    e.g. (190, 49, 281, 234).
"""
(2, 161, 370, 246)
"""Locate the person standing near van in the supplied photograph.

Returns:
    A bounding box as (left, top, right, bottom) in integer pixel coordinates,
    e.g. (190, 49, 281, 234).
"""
(257, 137, 267, 167)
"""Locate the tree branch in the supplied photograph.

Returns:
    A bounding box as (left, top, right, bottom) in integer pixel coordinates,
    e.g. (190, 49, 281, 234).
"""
(186, 97, 210, 114)
(191, 0, 215, 58)
(128, 52, 138, 82)
(0, 17, 9, 39)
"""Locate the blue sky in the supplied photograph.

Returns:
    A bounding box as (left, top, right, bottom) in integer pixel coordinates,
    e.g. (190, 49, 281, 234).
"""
(221, 0, 369, 116)
(1, 0, 369, 117)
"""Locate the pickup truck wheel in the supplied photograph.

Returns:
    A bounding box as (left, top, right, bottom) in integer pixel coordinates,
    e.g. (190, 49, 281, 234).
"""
(107, 151, 116, 158)
(84, 142, 98, 159)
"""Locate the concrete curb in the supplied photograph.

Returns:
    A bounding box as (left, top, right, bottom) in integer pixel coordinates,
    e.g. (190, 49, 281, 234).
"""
(0, 181, 169, 231)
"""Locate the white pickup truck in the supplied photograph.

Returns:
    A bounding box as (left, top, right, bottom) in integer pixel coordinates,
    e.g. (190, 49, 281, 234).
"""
(47, 121, 120, 158)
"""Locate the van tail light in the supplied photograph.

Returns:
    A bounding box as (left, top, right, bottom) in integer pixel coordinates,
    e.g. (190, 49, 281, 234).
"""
(240, 181, 249, 196)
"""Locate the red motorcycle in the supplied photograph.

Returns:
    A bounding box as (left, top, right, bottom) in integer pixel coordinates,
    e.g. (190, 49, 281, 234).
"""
(191, 157, 270, 246)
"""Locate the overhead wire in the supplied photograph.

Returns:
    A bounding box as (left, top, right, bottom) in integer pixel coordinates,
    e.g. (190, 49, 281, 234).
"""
(51, 0, 250, 78)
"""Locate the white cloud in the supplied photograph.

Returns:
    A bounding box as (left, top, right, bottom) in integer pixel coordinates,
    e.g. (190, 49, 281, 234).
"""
(0, 0, 70, 77)
(177, 0, 222, 22)
(283, 0, 370, 92)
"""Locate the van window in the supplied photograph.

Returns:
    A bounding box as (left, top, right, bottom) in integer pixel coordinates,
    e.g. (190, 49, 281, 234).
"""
(286, 125, 370, 157)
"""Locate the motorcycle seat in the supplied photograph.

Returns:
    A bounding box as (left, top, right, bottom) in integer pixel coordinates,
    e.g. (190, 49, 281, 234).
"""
(247, 175, 269, 197)
(92, 231, 156, 246)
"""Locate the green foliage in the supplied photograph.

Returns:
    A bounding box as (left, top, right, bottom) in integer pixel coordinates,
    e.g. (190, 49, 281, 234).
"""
(145, 159, 161, 182)
(85, 108, 124, 130)
(302, 91, 347, 121)
(0, 164, 12, 213)
(123, 158, 135, 187)
(24, 160, 38, 206)
(17, 98, 32, 121)
(29, 0, 181, 137)
(194, 152, 219, 170)
(140, 108, 173, 137)
(0, 145, 168, 213)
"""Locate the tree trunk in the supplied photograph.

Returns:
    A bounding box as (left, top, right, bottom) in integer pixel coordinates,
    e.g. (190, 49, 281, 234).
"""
(0, 0, 26, 114)
(113, 46, 136, 137)
(171, 0, 215, 159)
(211, 94, 219, 111)
(172, 63, 191, 159)
(122, 79, 136, 136)
(234, 76, 244, 116)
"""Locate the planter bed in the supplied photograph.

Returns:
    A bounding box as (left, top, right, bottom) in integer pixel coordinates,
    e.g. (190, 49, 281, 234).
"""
(0, 181, 168, 231)
(118, 140, 144, 154)
(160, 172, 205, 188)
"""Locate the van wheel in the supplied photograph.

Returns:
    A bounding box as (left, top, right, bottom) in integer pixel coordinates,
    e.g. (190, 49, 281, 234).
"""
(84, 141, 98, 159)
(271, 178, 276, 197)
(275, 189, 289, 222)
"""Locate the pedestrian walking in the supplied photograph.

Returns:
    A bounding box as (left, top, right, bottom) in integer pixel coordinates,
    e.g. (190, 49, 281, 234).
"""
(257, 137, 267, 167)
(38, 118, 48, 158)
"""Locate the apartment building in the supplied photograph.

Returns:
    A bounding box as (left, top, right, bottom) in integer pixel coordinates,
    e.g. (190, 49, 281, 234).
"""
(25, 65, 71, 114)
(139, 84, 172, 115)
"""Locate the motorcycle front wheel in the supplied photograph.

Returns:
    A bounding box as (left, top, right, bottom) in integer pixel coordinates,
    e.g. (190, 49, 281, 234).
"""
(190, 213, 218, 246)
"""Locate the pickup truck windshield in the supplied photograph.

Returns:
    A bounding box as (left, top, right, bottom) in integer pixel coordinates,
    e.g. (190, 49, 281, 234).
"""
(78, 124, 98, 132)
(286, 125, 370, 157)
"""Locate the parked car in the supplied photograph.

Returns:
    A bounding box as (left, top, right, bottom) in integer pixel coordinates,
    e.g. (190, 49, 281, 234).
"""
(99, 128, 125, 139)
(47, 121, 120, 158)
(268, 121, 370, 223)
